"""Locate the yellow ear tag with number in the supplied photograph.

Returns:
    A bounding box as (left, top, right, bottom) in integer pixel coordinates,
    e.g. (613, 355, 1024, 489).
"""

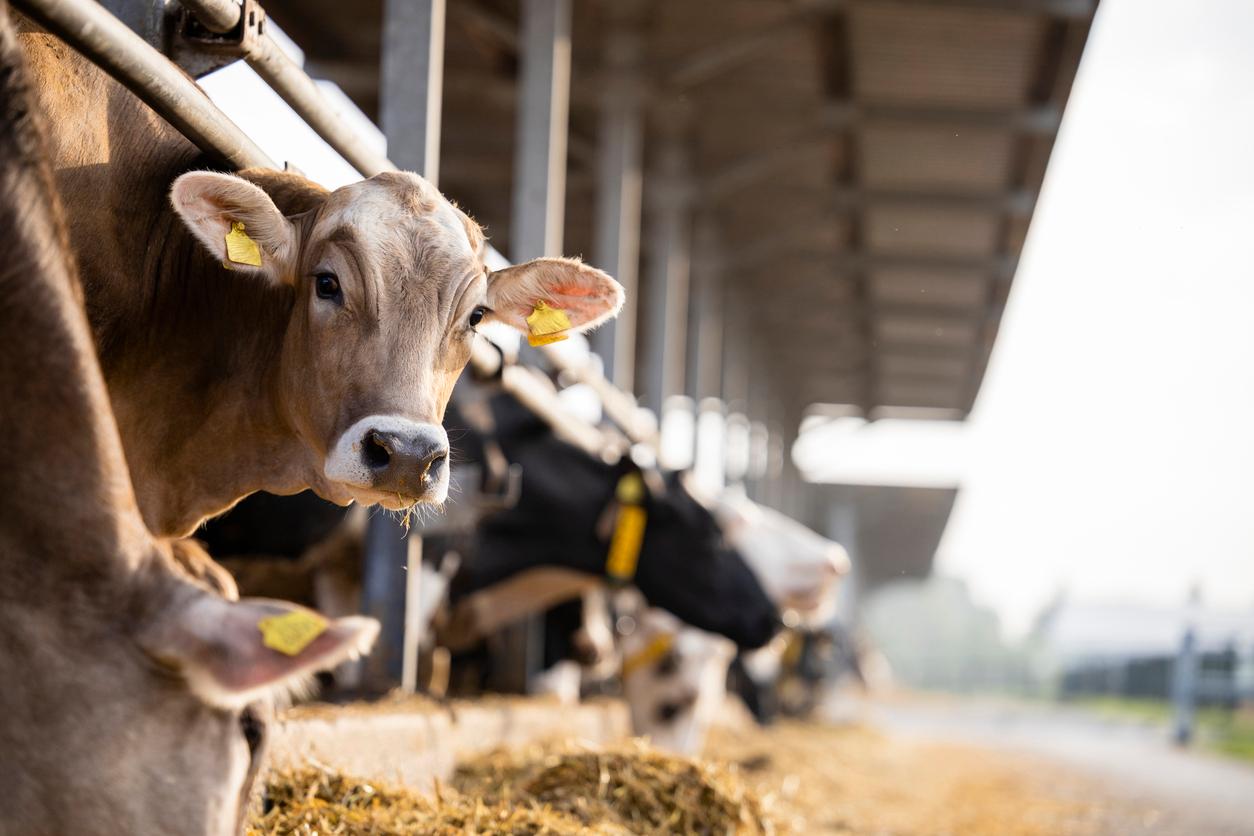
(224, 220, 263, 267)
(257, 610, 328, 656)
(526, 300, 571, 347)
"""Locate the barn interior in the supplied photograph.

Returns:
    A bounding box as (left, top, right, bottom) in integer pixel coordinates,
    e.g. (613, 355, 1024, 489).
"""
(30, 0, 1233, 831)
(255, 0, 1093, 596)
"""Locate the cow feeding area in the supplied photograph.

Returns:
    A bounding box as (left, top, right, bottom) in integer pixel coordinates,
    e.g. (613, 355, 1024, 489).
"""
(248, 741, 772, 835)
(247, 706, 1148, 835)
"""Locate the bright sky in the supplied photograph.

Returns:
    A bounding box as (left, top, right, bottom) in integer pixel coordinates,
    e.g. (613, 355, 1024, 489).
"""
(201, 3, 1254, 638)
(799, 0, 1254, 635)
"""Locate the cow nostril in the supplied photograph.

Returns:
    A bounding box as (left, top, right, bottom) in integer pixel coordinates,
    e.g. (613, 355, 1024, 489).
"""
(364, 432, 391, 470)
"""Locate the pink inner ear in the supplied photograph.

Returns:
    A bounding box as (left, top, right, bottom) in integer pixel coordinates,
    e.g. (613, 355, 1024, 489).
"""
(546, 283, 602, 299)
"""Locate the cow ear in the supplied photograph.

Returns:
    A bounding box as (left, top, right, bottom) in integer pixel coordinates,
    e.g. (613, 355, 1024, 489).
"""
(138, 591, 378, 710)
(170, 171, 299, 285)
(484, 257, 624, 338)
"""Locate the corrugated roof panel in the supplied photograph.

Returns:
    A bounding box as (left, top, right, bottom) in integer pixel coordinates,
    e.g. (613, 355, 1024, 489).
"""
(870, 269, 989, 308)
(849, 3, 1045, 108)
(864, 207, 1002, 256)
(877, 316, 979, 346)
(859, 124, 1015, 190)
(879, 354, 971, 379)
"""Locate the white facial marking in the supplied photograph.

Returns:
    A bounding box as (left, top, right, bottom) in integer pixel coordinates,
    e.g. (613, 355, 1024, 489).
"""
(324, 415, 449, 503)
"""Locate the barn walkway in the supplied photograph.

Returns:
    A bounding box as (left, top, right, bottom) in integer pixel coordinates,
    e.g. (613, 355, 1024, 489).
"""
(866, 695, 1254, 835)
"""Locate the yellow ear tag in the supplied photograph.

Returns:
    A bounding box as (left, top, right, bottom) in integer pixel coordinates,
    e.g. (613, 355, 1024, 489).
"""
(257, 610, 328, 656)
(224, 220, 263, 267)
(526, 300, 571, 347)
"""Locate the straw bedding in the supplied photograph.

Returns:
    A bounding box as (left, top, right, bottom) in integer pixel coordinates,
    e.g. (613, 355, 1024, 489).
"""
(247, 740, 773, 835)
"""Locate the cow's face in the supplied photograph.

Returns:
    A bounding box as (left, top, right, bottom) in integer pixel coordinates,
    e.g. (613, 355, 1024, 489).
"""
(715, 494, 850, 625)
(171, 171, 622, 510)
(620, 609, 736, 755)
(9, 556, 376, 835)
(632, 472, 782, 649)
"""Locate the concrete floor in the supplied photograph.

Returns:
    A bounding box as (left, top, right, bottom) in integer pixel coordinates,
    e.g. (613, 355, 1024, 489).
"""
(863, 696, 1254, 835)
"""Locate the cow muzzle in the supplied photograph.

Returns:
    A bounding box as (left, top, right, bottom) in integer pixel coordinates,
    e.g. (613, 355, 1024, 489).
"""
(324, 416, 450, 507)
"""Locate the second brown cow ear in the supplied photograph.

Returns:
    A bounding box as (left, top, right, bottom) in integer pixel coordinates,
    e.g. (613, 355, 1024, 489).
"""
(170, 171, 299, 285)
(483, 257, 624, 340)
(137, 588, 379, 710)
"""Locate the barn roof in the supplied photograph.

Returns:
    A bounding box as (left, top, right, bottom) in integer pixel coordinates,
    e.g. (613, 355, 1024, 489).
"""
(265, 0, 1095, 420)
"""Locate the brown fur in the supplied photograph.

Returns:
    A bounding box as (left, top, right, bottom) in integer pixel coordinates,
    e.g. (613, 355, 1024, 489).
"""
(16, 25, 622, 543)
(0, 12, 377, 830)
(18, 31, 479, 535)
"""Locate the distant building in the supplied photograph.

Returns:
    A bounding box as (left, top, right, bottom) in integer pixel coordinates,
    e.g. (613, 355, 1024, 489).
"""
(1029, 600, 1254, 703)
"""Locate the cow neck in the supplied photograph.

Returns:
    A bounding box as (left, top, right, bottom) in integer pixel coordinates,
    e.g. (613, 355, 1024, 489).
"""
(0, 28, 154, 601)
(102, 210, 305, 538)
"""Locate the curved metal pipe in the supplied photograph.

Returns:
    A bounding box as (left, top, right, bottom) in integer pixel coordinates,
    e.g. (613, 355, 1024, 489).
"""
(13, 0, 273, 170)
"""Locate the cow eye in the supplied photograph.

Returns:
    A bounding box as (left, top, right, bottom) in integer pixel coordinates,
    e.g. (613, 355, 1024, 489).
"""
(240, 707, 265, 760)
(314, 272, 341, 301)
(468, 306, 487, 328)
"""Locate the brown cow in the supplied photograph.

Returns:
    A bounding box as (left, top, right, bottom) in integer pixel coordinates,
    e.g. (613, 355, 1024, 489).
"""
(0, 11, 377, 831)
(18, 29, 624, 539)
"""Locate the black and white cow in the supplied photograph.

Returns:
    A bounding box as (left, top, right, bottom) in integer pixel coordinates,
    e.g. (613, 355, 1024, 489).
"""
(444, 391, 781, 652)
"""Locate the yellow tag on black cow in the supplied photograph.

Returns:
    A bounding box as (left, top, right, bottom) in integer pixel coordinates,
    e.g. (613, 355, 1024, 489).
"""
(621, 632, 674, 679)
(225, 220, 263, 267)
(606, 504, 646, 583)
(258, 610, 327, 656)
(526, 300, 571, 347)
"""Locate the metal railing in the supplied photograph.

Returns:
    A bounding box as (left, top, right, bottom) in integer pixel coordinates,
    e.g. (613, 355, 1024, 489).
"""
(15, 0, 655, 459)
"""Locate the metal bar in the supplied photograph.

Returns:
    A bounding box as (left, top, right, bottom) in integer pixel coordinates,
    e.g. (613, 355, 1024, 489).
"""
(510, 0, 571, 261)
(400, 534, 424, 694)
(178, 0, 395, 177)
(589, 23, 643, 392)
(639, 125, 693, 415)
(15, 0, 273, 170)
(381, 0, 445, 182)
(810, 0, 1095, 18)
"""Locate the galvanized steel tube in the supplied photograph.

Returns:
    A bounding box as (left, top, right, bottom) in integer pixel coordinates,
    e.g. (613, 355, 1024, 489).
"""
(14, 0, 274, 169)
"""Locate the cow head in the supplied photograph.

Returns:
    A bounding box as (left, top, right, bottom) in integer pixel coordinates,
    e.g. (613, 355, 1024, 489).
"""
(4, 541, 378, 835)
(619, 608, 737, 755)
(169, 170, 623, 510)
(715, 491, 850, 625)
(458, 394, 781, 650)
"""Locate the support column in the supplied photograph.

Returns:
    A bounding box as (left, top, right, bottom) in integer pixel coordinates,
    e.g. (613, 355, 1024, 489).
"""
(511, 0, 571, 260)
(381, 0, 446, 182)
(589, 18, 644, 390)
(687, 216, 723, 402)
(363, 0, 447, 692)
(639, 113, 693, 415)
(502, 0, 572, 690)
(689, 217, 726, 493)
(828, 499, 861, 618)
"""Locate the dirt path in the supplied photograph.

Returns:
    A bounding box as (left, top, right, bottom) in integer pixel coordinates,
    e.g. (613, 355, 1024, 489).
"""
(868, 696, 1254, 835)
(704, 719, 1150, 835)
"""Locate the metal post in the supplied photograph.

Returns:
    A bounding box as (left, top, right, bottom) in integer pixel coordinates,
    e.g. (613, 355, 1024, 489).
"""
(1173, 590, 1201, 746)
(590, 20, 644, 390)
(828, 500, 861, 618)
(689, 216, 724, 402)
(640, 118, 693, 414)
(361, 0, 448, 692)
(400, 535, 425, 694)
(99, 0, 167, 48)
(381, 0, 445, 182)
(360, 514, 409, 689)
(511, 0, 571, 261)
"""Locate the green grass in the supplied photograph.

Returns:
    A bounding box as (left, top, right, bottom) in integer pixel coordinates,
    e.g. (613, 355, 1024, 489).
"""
(1071, 696, 1254, 764)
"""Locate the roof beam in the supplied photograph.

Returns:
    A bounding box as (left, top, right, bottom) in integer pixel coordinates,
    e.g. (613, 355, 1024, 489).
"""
(723, 239, 1017, 279)
(809, 0, 1096, 19)
(700, 104, 1058, 200)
